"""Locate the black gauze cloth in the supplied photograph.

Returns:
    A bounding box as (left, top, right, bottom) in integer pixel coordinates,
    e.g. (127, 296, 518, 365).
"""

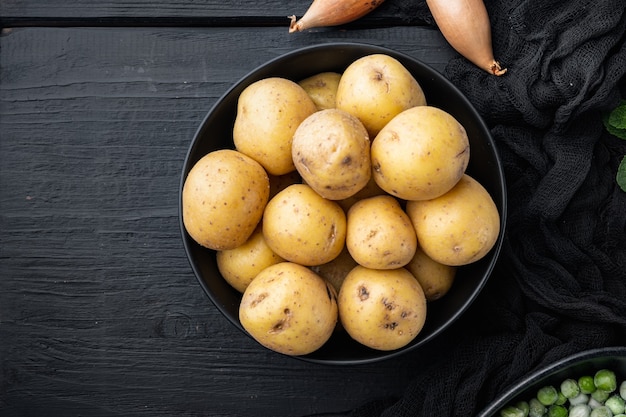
(319, 0, 626, 416)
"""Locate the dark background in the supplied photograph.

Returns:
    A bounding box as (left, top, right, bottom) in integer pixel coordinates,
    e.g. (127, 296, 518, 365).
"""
(3, 1, 626, 416)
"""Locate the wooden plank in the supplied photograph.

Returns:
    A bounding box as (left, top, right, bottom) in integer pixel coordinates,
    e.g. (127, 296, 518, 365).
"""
(0, 0, 432, 27)
(0, 26, 458, 416)
(0, 0, 317, 18)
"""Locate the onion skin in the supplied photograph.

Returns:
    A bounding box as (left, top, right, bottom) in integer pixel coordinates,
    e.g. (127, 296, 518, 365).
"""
(426, 0, 507, 75)
(289, 0, 385, 33)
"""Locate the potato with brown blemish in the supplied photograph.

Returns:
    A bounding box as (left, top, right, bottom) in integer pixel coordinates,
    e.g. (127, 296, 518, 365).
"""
(346, 195, 417, 269)
(298, 71, 342, 110)
(262, 184, 347, 266)
(239, 262, 338, 356)
(216, 225, 285, 293)
(371, 105, 470, 201)
(233, 77, 317, 175)
(338, 266, 427, 351)
(292, 108, 371, 201)
(406, 174, 500, 266)
(182, 149, 269, 250)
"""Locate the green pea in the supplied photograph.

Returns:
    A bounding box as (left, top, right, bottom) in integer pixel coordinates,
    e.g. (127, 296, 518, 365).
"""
(569, 404, 591, 417)
(562, 378, 581, 399)
(500, 406, 526, 417)
(547, 404, 567, 417)
(595, 369, 617, 392)
(555, 392, 567, 406)
(515, 401, 530, 417)
(579, 376, 597, 394)
(591, 389, 610, 403)
(606, 394, 626, 415)
(569, 392, 590, 406)
(538, 385, 559, 406)
(529, 398, 547, 417)
(590, 405, 613, 417)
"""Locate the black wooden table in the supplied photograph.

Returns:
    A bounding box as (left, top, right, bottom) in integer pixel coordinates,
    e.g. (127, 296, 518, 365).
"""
(0, 2, 477, 416)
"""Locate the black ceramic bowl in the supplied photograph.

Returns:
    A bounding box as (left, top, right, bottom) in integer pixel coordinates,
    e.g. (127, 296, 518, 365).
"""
(179, 42, 507, 365)
(477, 347, 626, 417)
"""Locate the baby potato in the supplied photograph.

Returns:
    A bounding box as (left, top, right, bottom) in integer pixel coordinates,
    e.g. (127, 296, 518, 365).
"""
(298, 71, 342, 110)
(338, 266, 427, 351)
(292, 109, 371, 200)
(371, 106, 470, 201)
(233, 77, 317, 175)
(336, 54, 426, 138)
(311, 246, 358, 294)
(216, 225, 285, 293)
(346, 195, 417, 269)
(262, 184, 347, 266)
(406, 245, 456, 302)
(182, 149, 269, 250)
(406, 174, 500, 266)
(239, 262, 338, 356)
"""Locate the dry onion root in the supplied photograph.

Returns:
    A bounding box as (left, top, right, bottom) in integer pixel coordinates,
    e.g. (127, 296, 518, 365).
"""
(426, 0, 507, 75)
(289, 0, 385, 33)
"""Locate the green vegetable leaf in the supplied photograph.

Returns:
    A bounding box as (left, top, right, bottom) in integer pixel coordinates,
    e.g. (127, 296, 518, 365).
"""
(604, 100, 626, 140)
(618, 156, 626, 192)
(609, 100, 626, 129)
(604, 123, 626, 139)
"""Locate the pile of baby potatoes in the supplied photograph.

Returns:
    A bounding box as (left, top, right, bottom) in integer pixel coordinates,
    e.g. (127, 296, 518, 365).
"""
(182, 54, 500, 356)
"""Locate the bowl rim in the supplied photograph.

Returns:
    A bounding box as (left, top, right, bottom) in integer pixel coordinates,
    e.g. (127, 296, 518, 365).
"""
(476, 346, 626, 417)
(178, 41, 508, 365)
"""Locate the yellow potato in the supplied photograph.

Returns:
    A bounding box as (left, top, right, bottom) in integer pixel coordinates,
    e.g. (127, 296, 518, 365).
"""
(346, 195, 417, 269)
(233, 77, 317, 175)
(371, 106, 470, 201)
(182, 149, 269, 250)
(336, 54, 426, 138)
(338, 266, 427, 351)
(216, 225, 285, 293)
(239, 262, 338, 356)
(298, 71, 342, 110)
(292, 109, 371, 200)
(406, 245, 456, 302)
(311, 246, 358, 294)
(262, 184, 347, 266)
(406, 174, 500, 266)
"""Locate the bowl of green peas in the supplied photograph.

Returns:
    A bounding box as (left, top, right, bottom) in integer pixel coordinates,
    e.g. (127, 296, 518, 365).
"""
(477, 346, 626, 417)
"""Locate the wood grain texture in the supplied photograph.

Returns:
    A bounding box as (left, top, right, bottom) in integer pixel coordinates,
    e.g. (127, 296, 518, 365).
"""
(0, 0, 327, 18)
(0, 0, 432, 28)
(0, 26, 460, 416)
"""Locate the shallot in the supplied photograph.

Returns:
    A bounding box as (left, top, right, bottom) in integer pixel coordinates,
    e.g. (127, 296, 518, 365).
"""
(426, 0, 507, 75)
(289, 0, 385, 33)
